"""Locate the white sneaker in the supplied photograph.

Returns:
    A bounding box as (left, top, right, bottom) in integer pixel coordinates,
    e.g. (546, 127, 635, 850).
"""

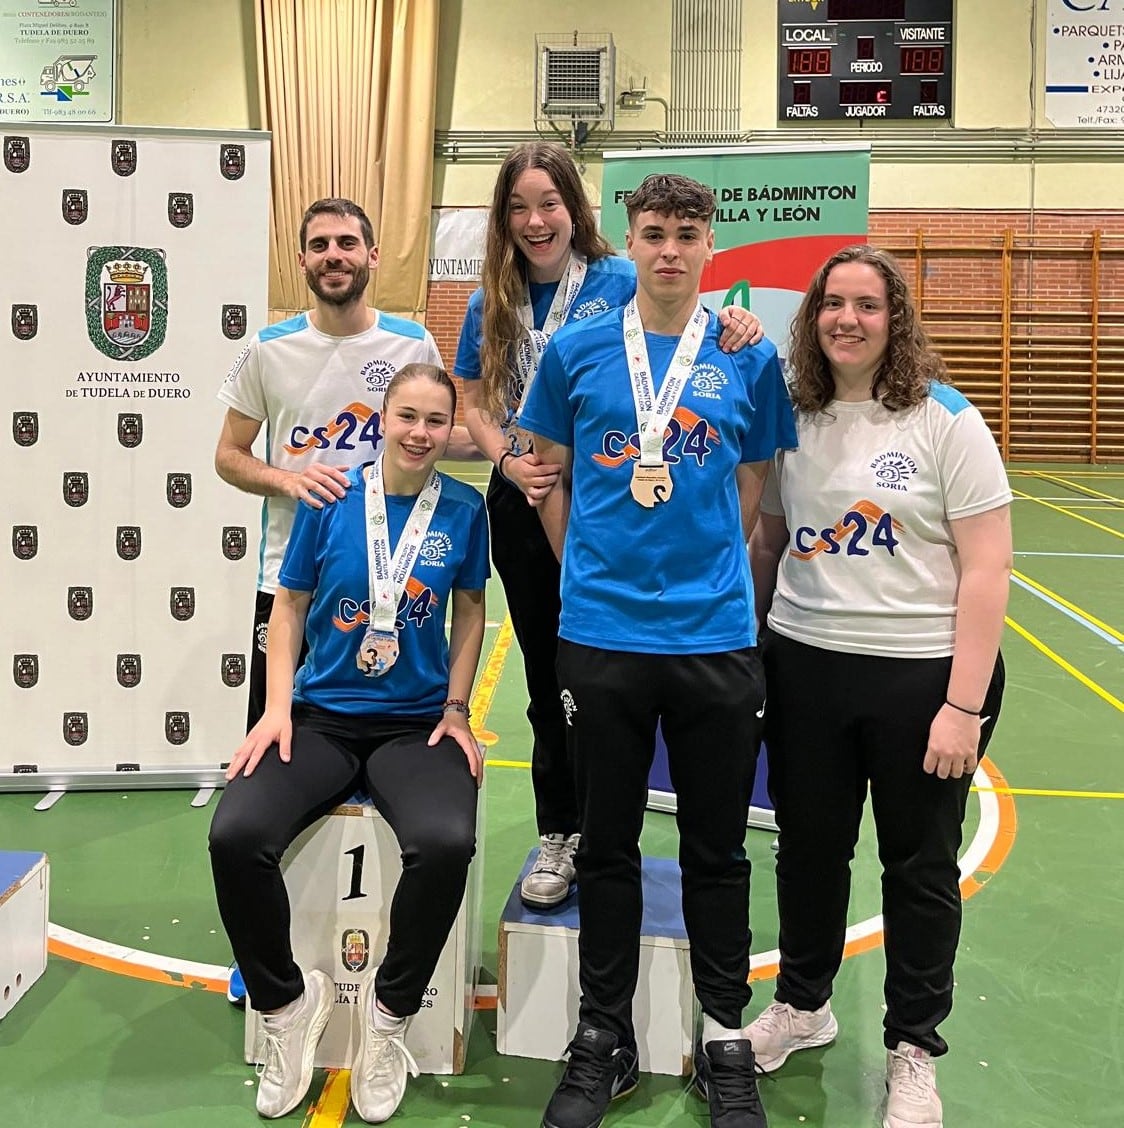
(350, 977, 419, 1123)
(520, 833, 579, 909)
(743, 1000, 838, 1072)
(884, 1042, 942, 1128)
(255, 968, 334, 1118)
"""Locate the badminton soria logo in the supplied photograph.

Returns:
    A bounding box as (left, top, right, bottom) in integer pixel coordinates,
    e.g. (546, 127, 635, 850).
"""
(870, 450, 918, 492)
(85, 246, 168, 361)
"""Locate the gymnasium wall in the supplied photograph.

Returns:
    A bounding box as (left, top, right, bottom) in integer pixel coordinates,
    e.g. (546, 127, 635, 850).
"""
(107, 0, 1124, 460)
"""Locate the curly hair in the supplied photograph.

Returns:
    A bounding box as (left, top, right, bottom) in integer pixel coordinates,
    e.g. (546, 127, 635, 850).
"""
(476, 143, 614, 421)
(787, 245, 948, 414)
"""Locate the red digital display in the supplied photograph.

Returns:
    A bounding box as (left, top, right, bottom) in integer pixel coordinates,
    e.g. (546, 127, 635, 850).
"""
(839, 80, 892, 105)
(856, 37, 876, 61)
(787, 48, 832, 76)
(792, 82, 812, 105)
(900, 47, 945, 75)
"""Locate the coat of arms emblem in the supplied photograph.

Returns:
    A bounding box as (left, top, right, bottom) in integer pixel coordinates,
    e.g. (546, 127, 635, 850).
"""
(12, 304, 37, 340)
(85, 246, 168, 362)
(4, 136, 30, 173)
(62, 189, 88, 225)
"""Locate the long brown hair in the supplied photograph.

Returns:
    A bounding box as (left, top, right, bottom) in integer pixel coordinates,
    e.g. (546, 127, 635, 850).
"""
(477, 143, 614, 421)
(788, 245, 948, 413)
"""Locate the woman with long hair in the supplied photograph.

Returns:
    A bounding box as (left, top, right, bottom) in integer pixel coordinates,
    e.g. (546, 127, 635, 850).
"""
(747, 246, 1012, 1128)
(210, 364, 489, 1123)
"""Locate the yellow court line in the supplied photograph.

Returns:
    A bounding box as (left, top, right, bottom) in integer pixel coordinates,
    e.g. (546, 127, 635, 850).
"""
(1012, 569, 1124, 644)
(1005, 614, 1124, 713)
(487, 758, 532, 769)
(1025, 469, 1124, 505)
(469, 614, 515, 747)
(1009, 470, 1124, 479)
(1009, 488, 1124, 541)
(305, 1068, 350, 1128)
(975, 786, 1124, 800)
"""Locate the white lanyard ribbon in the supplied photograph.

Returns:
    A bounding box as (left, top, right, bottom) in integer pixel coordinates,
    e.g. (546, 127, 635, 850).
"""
(509, 251, 588, 436)
(362, 453, 441, 648)
(622, 298, 708, 467)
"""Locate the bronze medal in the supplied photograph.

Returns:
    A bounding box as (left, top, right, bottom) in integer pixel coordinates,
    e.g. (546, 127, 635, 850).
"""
(630, 462, 673, 508)
(357, 628, 399, 677)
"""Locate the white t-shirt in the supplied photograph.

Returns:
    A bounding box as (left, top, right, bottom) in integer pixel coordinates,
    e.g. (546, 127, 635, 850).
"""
(217, 310, 442, 593)
(761, 382, 1011, 658)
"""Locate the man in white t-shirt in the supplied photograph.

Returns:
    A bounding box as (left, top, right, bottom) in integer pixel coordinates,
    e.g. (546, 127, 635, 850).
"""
(215, 197, 477, 731)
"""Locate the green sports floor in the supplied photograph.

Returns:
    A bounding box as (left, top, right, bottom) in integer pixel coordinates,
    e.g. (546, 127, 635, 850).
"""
(2, 464, 1122, 1128)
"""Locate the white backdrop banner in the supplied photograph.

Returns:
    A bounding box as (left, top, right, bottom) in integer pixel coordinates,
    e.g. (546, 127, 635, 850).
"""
(1, 123, 269, 787)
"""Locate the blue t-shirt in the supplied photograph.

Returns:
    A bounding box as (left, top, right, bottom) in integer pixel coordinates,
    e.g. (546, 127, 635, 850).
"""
(278, 466, 490, 715)
(454, 254, 637, 384)
(520, 306, 797, 655)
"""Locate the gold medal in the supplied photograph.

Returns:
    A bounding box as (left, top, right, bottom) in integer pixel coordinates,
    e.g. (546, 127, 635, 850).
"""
(357, 628, 399, 677)
(630, 462, 673, 508)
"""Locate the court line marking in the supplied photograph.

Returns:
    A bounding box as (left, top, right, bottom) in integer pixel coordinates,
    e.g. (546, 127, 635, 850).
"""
(977, 786, 1124, 800)
(1024, 470, 1123, 506)
(1009, 488, 1124, 541)
(1015, 552, 1124, 559)
(1013, 496, 1121, 505)
(469, 614, 515, 748)
(1010, 571, 1124, 649)
(1008, 470, 1124, 479)
(47, 924, 229, 992)
(1005, 614, 1124, 713)
(303, 1068, 349, 1128)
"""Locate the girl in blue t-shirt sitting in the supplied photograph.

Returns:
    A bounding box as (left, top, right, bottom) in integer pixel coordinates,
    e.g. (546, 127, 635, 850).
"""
(209, 364, 490, 1124)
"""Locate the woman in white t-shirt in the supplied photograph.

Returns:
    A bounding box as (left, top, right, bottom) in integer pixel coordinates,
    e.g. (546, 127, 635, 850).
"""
(747, 246, 1011, 1128)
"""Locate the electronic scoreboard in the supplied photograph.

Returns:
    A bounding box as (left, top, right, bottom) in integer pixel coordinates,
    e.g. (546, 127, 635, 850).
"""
(777, 0, 953, 122)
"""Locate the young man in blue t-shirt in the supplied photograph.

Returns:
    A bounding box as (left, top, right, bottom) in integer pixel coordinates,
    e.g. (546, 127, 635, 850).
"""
(521, 173, 798, 1128)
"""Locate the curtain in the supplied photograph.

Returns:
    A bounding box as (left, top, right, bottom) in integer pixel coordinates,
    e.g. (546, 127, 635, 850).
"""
(255, 0, 439, 320)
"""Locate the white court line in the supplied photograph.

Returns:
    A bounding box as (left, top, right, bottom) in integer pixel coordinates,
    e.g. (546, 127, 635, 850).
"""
(1010, 575, 1124, 651)
(48, 922, 230, 980)
(1014, 552, 1124, 559)
(1013, 496, 1121, 504)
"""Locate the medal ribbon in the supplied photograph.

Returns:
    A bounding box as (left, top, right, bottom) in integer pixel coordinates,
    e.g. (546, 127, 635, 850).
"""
(364, 453, 442, 634)
(622, 298, 708, 467)
(506, 251, 588, 444)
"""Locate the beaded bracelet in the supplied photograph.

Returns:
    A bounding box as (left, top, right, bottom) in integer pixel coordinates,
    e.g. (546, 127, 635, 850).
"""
(945, 698, 981, 717)
(443, 698, 471, 718)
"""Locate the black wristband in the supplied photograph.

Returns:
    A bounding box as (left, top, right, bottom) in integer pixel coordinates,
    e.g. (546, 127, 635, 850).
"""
(498, 450, 516, 480)
(945, 698, 982, 717)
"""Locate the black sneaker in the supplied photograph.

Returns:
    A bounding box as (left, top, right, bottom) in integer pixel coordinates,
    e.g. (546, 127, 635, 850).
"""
(541, 1023, 640, 1128)
(692, 1038, 768, 1127)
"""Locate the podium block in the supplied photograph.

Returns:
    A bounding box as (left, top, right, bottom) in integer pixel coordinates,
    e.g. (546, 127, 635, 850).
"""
(0, 851, 49, 1021)
(496, 853, 696, 1076)
(244, 791, 483, 1074)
